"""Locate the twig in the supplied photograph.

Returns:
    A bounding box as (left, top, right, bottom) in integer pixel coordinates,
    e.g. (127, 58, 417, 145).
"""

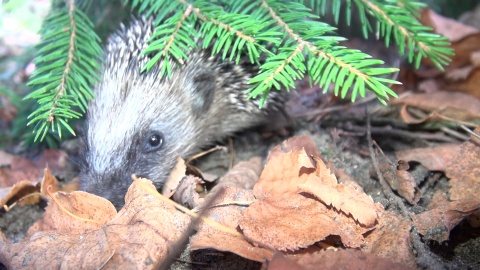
(158, 187, 227, 270)
(460, 125, 480, 140)
(294, 95, 377, 117)
(228, 137, 234, 170)
(185, 145, 228, 164)
(350, 123, 457, 142)
(440, 126, 470, 141)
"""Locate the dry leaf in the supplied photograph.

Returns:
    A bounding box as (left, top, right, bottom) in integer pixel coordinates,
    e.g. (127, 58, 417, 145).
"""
(391, 92, 480, 124)
(1, 168, 83, 210)
(445, 134, 480, 201)
(267, 135, 321, 161)
(471, 51, 480, 67)
(0, 151, 15, 165)
(0, 178, 190, 269)
(396, 144, 461, 172)
(240, 137, 377, 251)
(0, 180, 41, 209)
(363, 205, 416, 268)
(299, 157, 377, 227)
(411, 199, 480, 242)
(162, 156, 187, 196)
(190, 184, 272, 262)
(446, 128, 480, 201)
(27, 191, 117, 236)
(0, 149, 68, 187)
(217, 157, 262, 190)
(445, 67, 480, 99)
(420, 8, 479, 43)
(377, 161, 421, 205)
(172, 175, 204, 208)
(40, 167, 62, 194)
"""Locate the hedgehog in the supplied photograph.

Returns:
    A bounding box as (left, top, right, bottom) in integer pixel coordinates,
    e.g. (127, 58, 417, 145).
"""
(79, 18, 288, 209)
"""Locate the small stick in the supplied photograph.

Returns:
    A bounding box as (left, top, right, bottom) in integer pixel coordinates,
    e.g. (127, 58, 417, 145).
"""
(185, 145, 228, 164)
(228, 137, 234, 170)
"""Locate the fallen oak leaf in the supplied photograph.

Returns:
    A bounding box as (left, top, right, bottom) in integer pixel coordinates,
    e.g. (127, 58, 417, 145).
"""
(40, 167, 63, 194)
(0, 149, 69, 187)
(420, 8, 479, 43)
(217, 157, 263, 190)
(446, 67, 480, 99)
(391, 92, 480, 124)
(267, 135, 321, 162)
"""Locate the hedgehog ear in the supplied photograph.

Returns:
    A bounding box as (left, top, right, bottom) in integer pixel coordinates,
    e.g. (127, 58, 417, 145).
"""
(189, 71, 216, 116)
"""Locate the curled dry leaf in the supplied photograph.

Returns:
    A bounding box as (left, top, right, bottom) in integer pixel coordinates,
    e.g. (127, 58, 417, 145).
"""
(0, 180, 40, 209)
(447, 67, 480, 99)
(172, 175, 205, 208)
(162, 156, 187, 196)
(1, 168, 81, 210)
(240, 136, 378, 251)
(396, 144, 461, 172)
(0, 178, 190, 269)
(420, 9, 480, 74)
(411, 199, 480, 242)
(40, 167, 62, 194)
(446, 128, 480, 201)
(40, 166, 80, 194)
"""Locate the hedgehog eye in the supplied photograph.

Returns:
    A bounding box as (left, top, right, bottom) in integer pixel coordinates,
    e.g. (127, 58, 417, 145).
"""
(144, 131, 163, 152)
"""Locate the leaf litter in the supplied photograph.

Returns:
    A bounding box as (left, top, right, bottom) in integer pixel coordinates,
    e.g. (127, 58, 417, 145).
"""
(0, 136, 397, 268)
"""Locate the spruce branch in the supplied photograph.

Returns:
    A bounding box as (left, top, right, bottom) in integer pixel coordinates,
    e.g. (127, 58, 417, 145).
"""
(142, 3, 196, 77)
(26, 0, 454, 141)
(312, 0, 454, 70)
(248, 0, 399, 106)
(361, 0, 452, 70)
(25, 0, 102, 141)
